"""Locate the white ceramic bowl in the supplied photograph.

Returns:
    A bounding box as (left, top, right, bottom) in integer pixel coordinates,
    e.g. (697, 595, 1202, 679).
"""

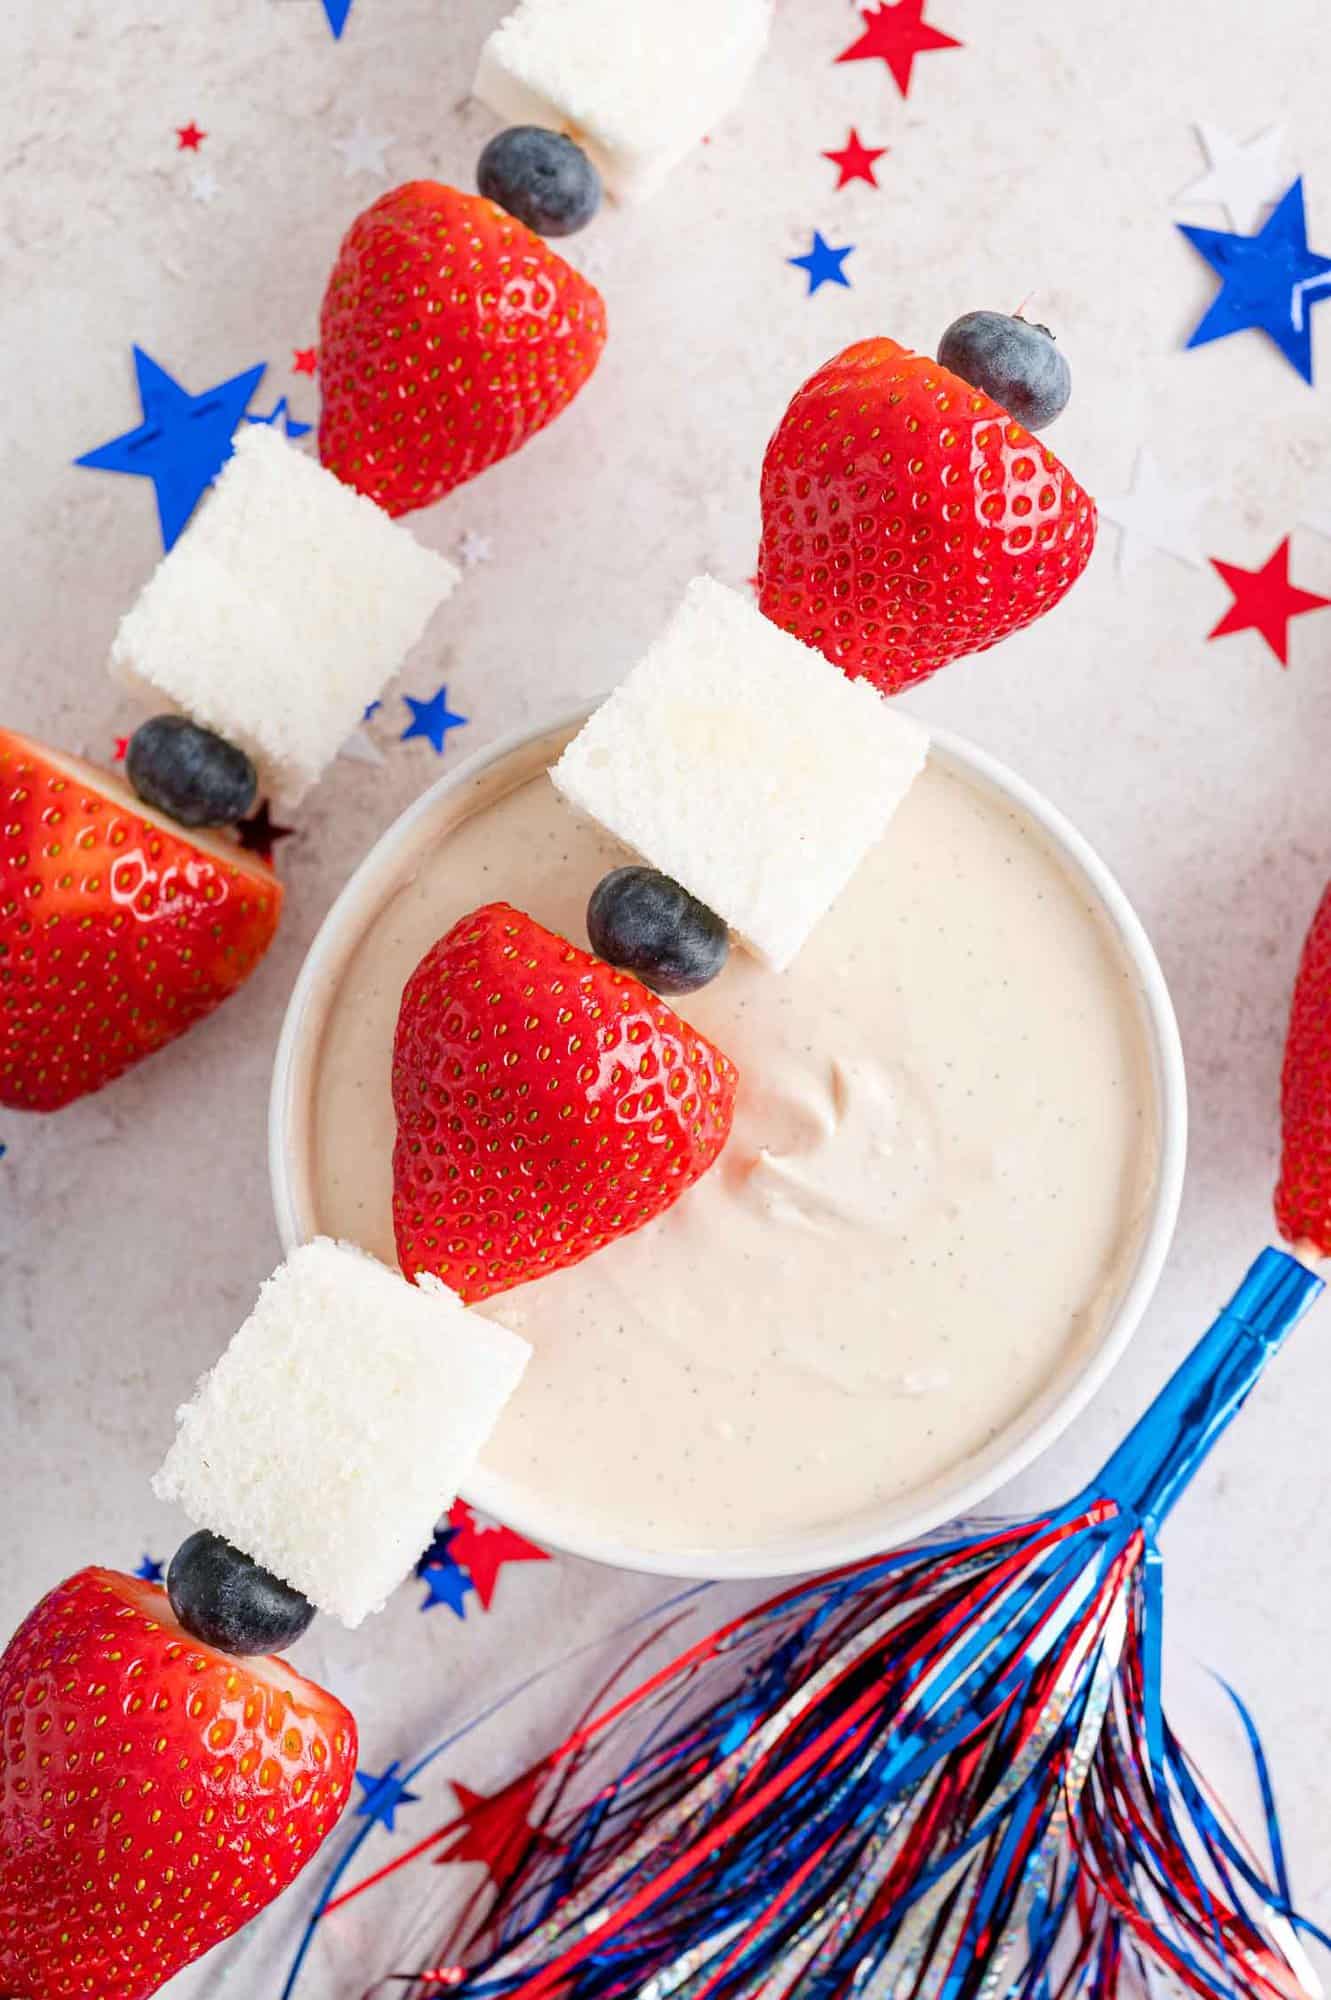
(270, 707, 1187, 1581)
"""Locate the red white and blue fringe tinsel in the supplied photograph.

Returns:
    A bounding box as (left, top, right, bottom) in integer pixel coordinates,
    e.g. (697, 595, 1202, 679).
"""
(284, 1250, 1328, 2000)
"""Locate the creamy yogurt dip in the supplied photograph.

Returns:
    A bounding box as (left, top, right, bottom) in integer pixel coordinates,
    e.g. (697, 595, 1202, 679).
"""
(307, 730, 1159, 1558)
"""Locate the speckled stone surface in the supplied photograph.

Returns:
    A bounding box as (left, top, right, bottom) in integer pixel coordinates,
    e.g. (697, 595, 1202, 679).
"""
(3, 0, 1331, 1991)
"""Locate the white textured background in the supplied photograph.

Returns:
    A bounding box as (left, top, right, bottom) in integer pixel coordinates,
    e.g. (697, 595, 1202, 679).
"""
(4, 0, 1331, 1992)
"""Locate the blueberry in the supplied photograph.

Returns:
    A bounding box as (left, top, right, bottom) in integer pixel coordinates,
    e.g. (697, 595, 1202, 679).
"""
(167, 1531, 315, 1655)
(937, 312, 1072, 431)
(477, 126, 602, 237)
(126, 716, 258, 828)
(587, 868, 729, 997)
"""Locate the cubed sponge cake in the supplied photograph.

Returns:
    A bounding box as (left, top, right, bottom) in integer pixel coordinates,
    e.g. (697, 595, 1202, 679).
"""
(551, 577, 930, 973)
(109, 426, 459, 806)
(153, 1238, 531, 1628)
(474, 0, 773, 206)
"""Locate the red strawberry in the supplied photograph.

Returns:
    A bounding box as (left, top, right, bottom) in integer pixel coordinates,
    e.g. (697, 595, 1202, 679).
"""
(757, 336, 1097, 696)
(0, 1567, 356, 1999)
(393, 902, 739, 1303)
(318, 181, 607, 517)
(1275, 881, 1331, 1254)
(0, 729, 283, 1112)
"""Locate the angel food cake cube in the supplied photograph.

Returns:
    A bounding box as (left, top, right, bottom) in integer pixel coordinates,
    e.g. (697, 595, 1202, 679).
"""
(153, 1238, 530, 1628)
(551, 577, 929, 972)
(110, 426, 458, 805)
(474, 0, 773, 205)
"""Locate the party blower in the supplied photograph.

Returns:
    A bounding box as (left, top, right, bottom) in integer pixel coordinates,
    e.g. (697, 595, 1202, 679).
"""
(284, 898, 1331, 2000)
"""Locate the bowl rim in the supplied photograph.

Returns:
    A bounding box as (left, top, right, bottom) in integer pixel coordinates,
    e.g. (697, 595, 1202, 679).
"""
(269, 705, 1188, 1580)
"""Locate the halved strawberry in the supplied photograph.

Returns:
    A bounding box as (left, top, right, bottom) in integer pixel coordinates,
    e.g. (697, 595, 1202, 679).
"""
(0, 1567, 356, 2000)
(758, 336, 1097, 696)
(392, 902, 739, 1302)
(1275, 881, 1331, 1254)
(0, 729, 283, 1112)
(319, 180, 608, 517)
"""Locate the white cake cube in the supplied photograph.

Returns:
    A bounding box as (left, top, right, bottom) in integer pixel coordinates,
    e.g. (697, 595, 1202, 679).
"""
(474, 0, 773, 206)
(153, 1239, 530, 1628)
(551, 577, 929, 973)
(109, 427, 459, 805)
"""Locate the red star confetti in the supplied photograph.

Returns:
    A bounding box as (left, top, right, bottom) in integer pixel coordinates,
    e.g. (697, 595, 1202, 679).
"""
(175, 121, 206, 152)
(1206, 538, 1331, 665)
(112, 736, 129, 762)
(235, 799, 295, 862)
(446, 1499, 549, 1611)
(823, 128, 888, 190)
(836, 0, 962, 98)
(323, 1766, 561, 1915)
(292, 347, 319, 376)
(438, 1774, 559, 1882)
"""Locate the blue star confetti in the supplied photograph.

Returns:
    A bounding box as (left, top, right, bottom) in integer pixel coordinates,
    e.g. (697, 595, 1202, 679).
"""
(322, 0, 354, 36)
(76, 347, 266, 550)
(415, 1526, 474, 1617)
(419, 1559, 474, 1618)
(401, 683, 468, 755)
(788, 231, 855, 296)
(1178, 179, 1331, 383)
(353, 1760, 421, 1832)
(247, 397, 312, 441)
(134, 1555, 165, 1583)
(416, 1525, 461, 1574)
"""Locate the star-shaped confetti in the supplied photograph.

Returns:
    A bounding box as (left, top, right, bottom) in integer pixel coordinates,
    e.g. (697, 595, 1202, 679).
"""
(176, 121, 206, 152)
(247, 397, 311, 441)
(188, 169, 220, 207)
(354, 1761, 422, 1833)
(446, 1500, 549, 1611)
(333, 118, 394, 179)
(401, 684, 468, 755)
(235, 800, 295, 861)
(1206, 538, 1331, 665)
(292, 347, 318, 377)
(836, 0, 961, 98)
(1176, 123, 1288, 235)
(439, 1774, 556, 1882)
(112, 735, 130, 761)
(1178, 179, 1331, 383)
(1099, 449, 1214, 574)
(133, 1554, 164, 1583)
(416, 1525, 462, 1575)
(788, 231, 855, 295)
(823, 129, 888, 190)
(322, 0, 354, 35)
(339, 725, 385, 768)
(418, 1558, 474, 1618)
(76, 347, 266, 551)
(458, 531, 493, 567)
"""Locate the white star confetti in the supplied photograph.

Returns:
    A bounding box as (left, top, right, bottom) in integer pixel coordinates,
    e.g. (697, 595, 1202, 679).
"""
(458, 531, 492, 567)
(1099, 449, 1214, 576)
(339, 726, 386, 768)
(1175, 123, 1288, 235)
(188, 168, 221, 206)
(332, 118, 395, 180)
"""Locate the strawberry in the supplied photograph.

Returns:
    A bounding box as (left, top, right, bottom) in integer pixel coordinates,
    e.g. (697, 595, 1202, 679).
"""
(1275, 880, 1331, 1254)
(0, 1567, 356, 1999)
(318, 181, 607, 517)
(392, 902, 739, 1303)
(757, 336, 1098, 696)
(0, 729, 283, 1112)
